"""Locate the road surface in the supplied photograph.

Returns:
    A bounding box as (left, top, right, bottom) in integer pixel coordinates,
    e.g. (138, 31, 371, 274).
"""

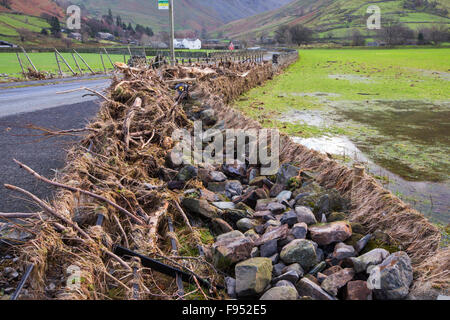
(0, 78, 111, 215)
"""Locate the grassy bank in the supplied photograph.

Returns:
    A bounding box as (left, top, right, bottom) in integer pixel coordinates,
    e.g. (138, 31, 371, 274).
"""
(0, 52, 128, 77)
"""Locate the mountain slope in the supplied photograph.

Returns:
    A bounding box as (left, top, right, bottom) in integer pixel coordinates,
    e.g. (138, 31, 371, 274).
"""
(215, 0, 450, 39)
(69, 0, 293, 32)
(0, 0, 64, 18)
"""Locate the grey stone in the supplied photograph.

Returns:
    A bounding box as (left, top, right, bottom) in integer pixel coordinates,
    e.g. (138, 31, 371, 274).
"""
(276, 190, 292, 203)
(225, 180, 243, 199)
(282, 263, 305, 278)
(212, 231, 254, 269)
(225, 277, 237, 298)
(256, 224, 290, 246)
(182, 198, 219, 219)
(255, 198, 276, 211)
(355, 234, 372, 253)
(291, 222, 308, 239)
(235, 258, 273, 297)
(294, 206, 317, 225)
(273, 262, 286, 277)
(350, 248, 390, 273)
(260, 286, 298, 300)
(211, 218, 234, 235)
(296, 278, 336, 300)
(269, 253, 279, 264)
(236, 218, 258, 232)
(272, 270, 300, 284)
(223, 162, 246, 178)
(249, 169, 259, 182)
(209, 171, 227, 182)
(280, 210, 298, 227)
(309, 221, 352, 246)
(276, 164, 300, 186)
(267, 202, 286, 215)
(280, 239, 319, 269)
(275, 280, 297, 289)
(212, 202, 236, 210)
(321, 268, 355, 296)
(333, 242, 356, 260)
(368, 251, 413, 300)
(260, 239, 278, 258)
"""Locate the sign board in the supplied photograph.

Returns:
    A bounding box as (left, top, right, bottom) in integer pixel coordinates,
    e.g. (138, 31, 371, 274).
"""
(158, 0, 169, 10)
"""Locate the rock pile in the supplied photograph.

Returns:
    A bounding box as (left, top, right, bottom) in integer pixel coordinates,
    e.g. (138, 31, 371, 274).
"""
(169, 104, 414, 300)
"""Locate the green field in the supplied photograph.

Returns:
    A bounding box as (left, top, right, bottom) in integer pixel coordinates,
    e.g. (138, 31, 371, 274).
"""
(235, 47, 450, 223)
(236, 48, 450, 178)
(0, 52, 129, 77)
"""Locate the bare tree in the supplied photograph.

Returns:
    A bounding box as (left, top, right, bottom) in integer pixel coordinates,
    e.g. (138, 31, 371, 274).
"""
(0, 0, 11, 9)
(351, 30, 365, 46)
(429, 24, 449, 45)
(289, 25, 313, 45)
(377, 20, 414, 45)
(17, 28, 33, 42)
(275, 25, 291, 44)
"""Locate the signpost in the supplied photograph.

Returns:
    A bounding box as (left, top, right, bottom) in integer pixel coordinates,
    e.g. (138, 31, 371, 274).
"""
(159, 0, 175, 65)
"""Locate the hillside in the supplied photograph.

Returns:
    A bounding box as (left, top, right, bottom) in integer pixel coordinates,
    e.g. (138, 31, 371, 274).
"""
(69, 0, 293, 32)
(0, 0, 64, 18)
(215, 0, 450, 40)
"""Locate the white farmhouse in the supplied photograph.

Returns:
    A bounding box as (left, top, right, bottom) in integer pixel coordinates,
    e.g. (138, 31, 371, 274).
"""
(173, 38, 202, 50)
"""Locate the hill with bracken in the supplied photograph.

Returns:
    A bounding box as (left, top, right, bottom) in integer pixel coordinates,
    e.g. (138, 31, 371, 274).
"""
(213, 0, 450, 40)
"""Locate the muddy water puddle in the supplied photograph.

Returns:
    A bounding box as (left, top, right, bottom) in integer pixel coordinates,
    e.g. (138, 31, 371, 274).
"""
(283, 99, 450, 224)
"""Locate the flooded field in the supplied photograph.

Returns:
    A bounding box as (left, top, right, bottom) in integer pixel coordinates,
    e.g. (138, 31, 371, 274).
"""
(235, 48, 450, 224)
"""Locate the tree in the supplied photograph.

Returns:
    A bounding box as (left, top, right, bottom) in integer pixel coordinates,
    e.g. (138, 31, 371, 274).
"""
(0, 0, 11, 9)
(429, 24, 449, 45)
(40, 28, 49, 36)
(49, 16, 61, 37)
(377, 20, 414, 45)
(275, 25, 291, 44)
(351, 30, 365, 46)
(289, 25, 313, 45)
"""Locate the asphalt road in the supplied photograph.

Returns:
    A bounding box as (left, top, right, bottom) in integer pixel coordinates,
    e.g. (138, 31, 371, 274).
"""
(0, 78, 111, 214)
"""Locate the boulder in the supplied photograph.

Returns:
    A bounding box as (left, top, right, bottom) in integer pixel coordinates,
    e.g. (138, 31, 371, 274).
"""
(182, 198, 219, 220)
(349, 248, 390, 273)
(210, 218, 234, 235)
(209, 170, 227, 182)
(244, 229, 260, 242)
(225, 180, 243, 199)
(222, 162, 246, 178)
(367, 251, 413, 300)
(212, 231, 254, 269)
(276, 190, 292, 203)
(280, 211, 298, 227)
(269, 184, 285, 198)
(276, 164, 300, 186)
(309, 221, 352, 246)
(273, 262, 287, 277)
(275, 280, 297, 289)
(272, 270, 300, 285)
(355, 234, 372, 253)
(236, 218, 259, 232)
(333, 242, 356, 260)
(255, 198, 277, 211)
(282, 263, 305, 278)
(280, 239, 319, 269)
(345, 280, 372, 300)
(212, 202, 236, 210)
(294, 206, 317, 225)
(267, 202, 286, 215)
(260, 239, 278, 258)
(256, 224, 290, 246)
(296, 278, 336, 300)
(260, 286, 298, 300)
(235, 258, 273, 297)
(291, 223, 308, 239)
(321, 268, 355, 296)
(225, 277, 237, 299)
